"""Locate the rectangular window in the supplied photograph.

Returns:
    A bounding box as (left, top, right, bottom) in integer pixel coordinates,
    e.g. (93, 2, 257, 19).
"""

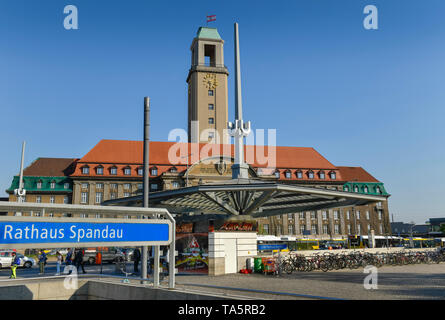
(333, 211, 339, 220)
(64, 182, 70, 189)
(151, 168, 158, 176)
(311, 225, 318, 235)
(96, 183, 103, 189)
(151, 184, 158, 190)
(288, 224, 294, 235)
(138, 168, 143, 176)
(300, 225, 306, 234)
(36, 196, 41, 203)
(311, 211, 316, 219)
(347, 224, 351, 234)
(334, 224, 339, 234)
(95, 214, 101, 219)
(97, 167, 104, 175)
(48, 213, 54, 218)
(356, 211, 360, 220)
(81, 183, 89, 189)
(208, 104, 214, 110)
(95, 192, 103, 203)
(263, 224, 269, 234)
(299, 212, 305, 220)
(357, 224, 361, 234)
(346, 211, 350, 220)
(322, 211, 327, 220)
(111, 183, 118, 189)
(208, 117, 214, 124)
(82, 167, 89, 174)
(81, 192, 88, 204)
(110, 193, 117, 200)
(64, 196, 69, 204)
(124, 192, 130, 197)
(50, 196, 55, 204)
(323, 225, 328, 234)
(366, 211, 370, 220)
(379, 224, 383, 234)
(80, 213, 87, 218)
(124, 168, 131, 175)
(137, 183, 143, 190)
(368, 224, 371, 232)
(172, 181, 179, 189)
(124, 183, 131, 190)
(285, 171, 291, 179)
(378, 211, 382, 220)
(297, 171, 303, 179)
(208, 90, 214, 96)
(110, 167, 117, 175)
(37, 181, 42, 189)
(50, 182, 56, 189)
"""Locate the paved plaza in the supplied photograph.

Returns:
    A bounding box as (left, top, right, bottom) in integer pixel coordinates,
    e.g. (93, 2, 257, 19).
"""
(1, 261, 443, 300)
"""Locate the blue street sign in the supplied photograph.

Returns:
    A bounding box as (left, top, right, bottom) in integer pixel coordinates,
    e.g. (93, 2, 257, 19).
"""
(0, 218, 171, 248)
(258, 244, 288, 251)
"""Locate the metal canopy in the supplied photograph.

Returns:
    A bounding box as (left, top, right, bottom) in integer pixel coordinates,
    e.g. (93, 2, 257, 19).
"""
(103, 179, 388, 218)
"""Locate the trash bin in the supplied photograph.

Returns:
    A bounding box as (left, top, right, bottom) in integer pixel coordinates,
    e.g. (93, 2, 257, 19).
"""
(246, 258, 254, 270)
(254, 257, 263, 273)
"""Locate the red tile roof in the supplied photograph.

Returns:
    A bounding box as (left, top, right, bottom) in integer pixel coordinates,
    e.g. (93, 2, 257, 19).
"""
(22, 158, 77, 177)
(336, 166, 380, 182)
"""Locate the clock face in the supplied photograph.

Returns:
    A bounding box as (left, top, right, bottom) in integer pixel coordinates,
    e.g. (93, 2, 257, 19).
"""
(203, 73, 218, 89)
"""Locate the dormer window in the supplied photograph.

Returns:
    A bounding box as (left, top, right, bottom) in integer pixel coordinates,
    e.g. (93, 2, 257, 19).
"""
(150, 167, 158, 176)
(170, 167, 177, 173)
(36, 180, 42, 189)
(364, 186, 369, 193)
(64, 182, 70, 189)
(137, 167, 143, 176)
(329, 171, 336, 180)
(274, 170, 280, 178)
(344, 185, 349, 192)
(81, 166, 89, 175)
(376, 186, 381, 194)
(110, 166, 117, 175)
(96, 166, 104, 175)
(354, 185, 359, 193)
(50, 181, 56, 189)
(285, 170, 291, 179)
(308, 170, 314, 179)
(123, 167, 131, 176)
(319, 171, 325, 179)
(296, 170, 303, 179)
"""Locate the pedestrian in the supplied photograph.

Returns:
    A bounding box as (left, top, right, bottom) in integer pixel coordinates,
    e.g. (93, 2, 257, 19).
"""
(55, 251, 63, 275)
(74, 249, 86, 274)
(66, 248, 74, 266)
(38, 250, 47, 275)
(10, 252, 20, 279)
(133, 248, 141, 273)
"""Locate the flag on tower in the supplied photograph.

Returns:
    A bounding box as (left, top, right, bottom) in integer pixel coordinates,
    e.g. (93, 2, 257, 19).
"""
(206, 15, 216, 23)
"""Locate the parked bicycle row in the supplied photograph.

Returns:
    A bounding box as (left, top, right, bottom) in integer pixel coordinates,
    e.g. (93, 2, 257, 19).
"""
(275, 249, 445, 273)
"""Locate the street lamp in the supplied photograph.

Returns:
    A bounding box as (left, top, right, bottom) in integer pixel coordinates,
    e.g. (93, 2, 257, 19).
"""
(180, 153, 194, 187)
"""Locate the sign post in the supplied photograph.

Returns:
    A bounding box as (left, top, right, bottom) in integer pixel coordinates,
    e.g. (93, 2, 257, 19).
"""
(0, 202, 176, 289)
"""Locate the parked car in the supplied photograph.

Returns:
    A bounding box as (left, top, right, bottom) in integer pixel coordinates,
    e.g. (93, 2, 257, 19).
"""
(0, 250, 35, 268)
(82, 248, 125, 264)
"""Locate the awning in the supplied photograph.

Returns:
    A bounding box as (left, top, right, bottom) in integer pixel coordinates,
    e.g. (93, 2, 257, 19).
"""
(103, 179, 388, 218)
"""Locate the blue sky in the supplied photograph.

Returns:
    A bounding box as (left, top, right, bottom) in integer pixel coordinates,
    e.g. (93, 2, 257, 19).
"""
(1, 0, 444, 224)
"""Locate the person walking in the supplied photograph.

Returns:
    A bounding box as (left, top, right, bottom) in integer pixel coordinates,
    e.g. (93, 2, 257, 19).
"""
(133, 248, 141, 273)
(74, 249, 86, 274)
(10, 252, 20, 279)
(66, 248, 74, 266)
(38, 250, 47, 275)
(55, 251, 63, 275)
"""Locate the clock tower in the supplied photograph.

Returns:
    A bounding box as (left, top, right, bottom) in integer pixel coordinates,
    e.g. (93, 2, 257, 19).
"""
(187, 27, 229, 144)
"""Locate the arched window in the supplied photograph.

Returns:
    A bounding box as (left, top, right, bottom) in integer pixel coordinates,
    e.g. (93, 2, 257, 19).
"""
(344, 185, 349, 192)
(274, 170, 280, 178)
(329, 171, 336, 180)
(307, 170, 314, 179)
(96, 165, 104, 175)
(354, 185, 359, 193)
(376, 186, 381, 194)
(296, 170, 303, 179)
(285, 170, 291, 179)
(170, 167, 178, 173)
(81, 165, 90, 175)
(318, 170, 325, 179)
(110, 166, 117, 175)
(364, 185, 369, 193)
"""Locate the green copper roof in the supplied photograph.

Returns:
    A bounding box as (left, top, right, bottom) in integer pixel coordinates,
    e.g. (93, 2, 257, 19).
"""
(342, 182, 388, 196)
(196, 27, 221, 40)
(6, 176, 72, 193)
